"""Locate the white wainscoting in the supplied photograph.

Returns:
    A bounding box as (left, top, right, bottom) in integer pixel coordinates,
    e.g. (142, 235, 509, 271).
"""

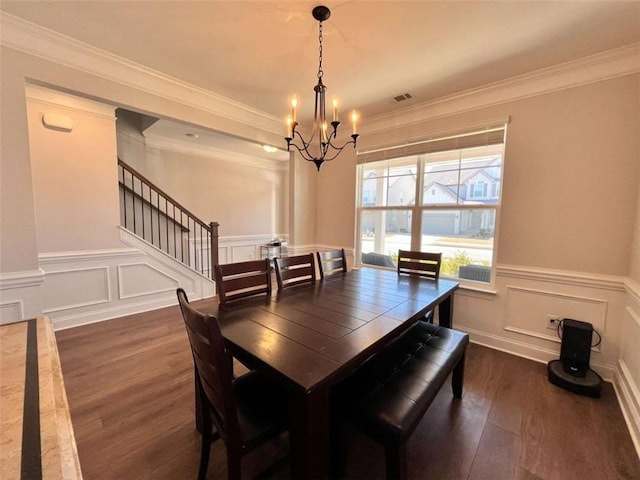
(0, 269, 45, 325)
(614, 279, 640, 456)
(452, 263, 638, 457)
(32, 231, 291, 330)
(218, 234, 289, 264)
(455, 264, 627, 379)
(35, 228, 215, 330)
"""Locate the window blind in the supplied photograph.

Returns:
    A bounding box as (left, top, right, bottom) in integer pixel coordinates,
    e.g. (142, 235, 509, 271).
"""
(357, 121, 508, 164)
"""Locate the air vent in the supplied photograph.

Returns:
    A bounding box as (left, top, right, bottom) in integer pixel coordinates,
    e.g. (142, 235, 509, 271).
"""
(393, 93, 413, 102)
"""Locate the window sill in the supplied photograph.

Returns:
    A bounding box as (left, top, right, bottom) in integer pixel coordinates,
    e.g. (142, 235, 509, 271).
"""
(458, 283, 497, 296)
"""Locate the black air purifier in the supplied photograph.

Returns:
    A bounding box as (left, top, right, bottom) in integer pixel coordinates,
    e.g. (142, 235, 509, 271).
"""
(547, 319, 603, 398)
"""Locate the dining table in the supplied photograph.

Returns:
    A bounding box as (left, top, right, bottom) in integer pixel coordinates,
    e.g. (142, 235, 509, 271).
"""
(209, 266, 459, 479)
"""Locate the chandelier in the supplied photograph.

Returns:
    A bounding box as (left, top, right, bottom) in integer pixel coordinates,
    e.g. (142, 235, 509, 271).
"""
(285, 5, 359, 171)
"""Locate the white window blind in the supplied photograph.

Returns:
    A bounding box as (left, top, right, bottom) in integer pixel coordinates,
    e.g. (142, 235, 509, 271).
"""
(357, 121, 508, 164)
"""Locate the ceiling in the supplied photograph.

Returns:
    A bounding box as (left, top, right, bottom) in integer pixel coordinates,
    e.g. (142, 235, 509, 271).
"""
(3, 1, 640, 129)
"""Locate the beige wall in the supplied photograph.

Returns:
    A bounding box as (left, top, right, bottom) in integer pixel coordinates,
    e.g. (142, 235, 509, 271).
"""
(288, 154, 318, 248)
(320, 74, 640, 277)
(0, 45, 285, 276)
(0, 48, 39, 273)
(316, 148, 357, 250)
(141, 148, 288, 237)
(115, 110, 288, 238)
(498, 76, 638, 275)
(26, 88, 121, 252)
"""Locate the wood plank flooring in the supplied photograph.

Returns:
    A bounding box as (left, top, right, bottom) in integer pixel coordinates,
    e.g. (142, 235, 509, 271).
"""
(54, 300, 640, 479)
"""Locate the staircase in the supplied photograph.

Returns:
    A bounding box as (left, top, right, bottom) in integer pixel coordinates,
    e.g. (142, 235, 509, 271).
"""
(118, 159, 219, 279)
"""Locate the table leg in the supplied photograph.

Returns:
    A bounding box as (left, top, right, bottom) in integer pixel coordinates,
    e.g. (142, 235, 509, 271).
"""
(290, 387, 330, 479)
(438, 292, 455, 328)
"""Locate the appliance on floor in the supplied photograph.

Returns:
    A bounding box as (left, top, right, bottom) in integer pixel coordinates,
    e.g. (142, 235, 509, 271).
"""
(547, 318, 603, 398)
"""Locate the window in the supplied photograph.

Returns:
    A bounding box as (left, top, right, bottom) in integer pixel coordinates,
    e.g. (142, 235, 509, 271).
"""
(356, 123, 507, 284)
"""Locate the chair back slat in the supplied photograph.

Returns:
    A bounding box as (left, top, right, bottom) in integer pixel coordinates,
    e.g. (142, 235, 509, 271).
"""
(176, 288, 239, 444)
(214, 259, 272, 308)
(274, 254, 316, 289)
(397, 250, 442, 280)
(317, 249, 347, 279)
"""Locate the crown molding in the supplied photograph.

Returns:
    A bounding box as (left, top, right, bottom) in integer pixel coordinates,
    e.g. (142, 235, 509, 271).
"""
(3, 13, 638, 141)
(363, 43, 640, 135)
(0, 12, 282, 136)
(143, 134, 288, 172)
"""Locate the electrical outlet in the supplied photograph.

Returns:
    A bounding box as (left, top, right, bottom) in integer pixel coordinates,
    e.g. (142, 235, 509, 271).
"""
(546, 315, 560, 330)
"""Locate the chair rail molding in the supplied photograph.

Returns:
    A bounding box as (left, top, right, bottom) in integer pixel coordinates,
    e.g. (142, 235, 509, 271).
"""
(0, 269, 45, 325)
(496, 264, 626, 291)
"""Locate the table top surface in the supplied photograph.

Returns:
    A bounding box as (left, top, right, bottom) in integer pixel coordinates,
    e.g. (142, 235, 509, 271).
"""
(209, 267, 459, 393)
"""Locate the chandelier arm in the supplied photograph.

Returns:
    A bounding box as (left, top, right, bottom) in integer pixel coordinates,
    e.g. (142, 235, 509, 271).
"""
(316, 136, 360, 163)
(289, 131, 329, 162)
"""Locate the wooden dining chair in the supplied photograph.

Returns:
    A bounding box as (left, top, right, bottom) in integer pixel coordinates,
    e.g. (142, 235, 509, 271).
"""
(397, 250, 442, 280)
(274, 253, 316, 290)
(176, 288, 289, 480)
(214, 259, 272, 308)
(397, 250, 442, 323)
(316, 248, 347, 279)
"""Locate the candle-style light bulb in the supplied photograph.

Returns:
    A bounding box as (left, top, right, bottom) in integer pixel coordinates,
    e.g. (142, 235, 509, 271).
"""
(286, 116, 293, 138)
(321, 122, 328, 143)
(332, 97, 339, 122)
(291, 97, 298, 123)
(351, 110, 358, 135)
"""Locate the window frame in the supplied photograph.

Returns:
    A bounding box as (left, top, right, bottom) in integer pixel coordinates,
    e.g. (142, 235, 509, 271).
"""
(355, 123, 507, 287)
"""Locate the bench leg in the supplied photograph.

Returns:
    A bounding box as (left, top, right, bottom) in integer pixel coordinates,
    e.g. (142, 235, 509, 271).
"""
(384, 443, 408, 480)
(452, 351, 466, 398)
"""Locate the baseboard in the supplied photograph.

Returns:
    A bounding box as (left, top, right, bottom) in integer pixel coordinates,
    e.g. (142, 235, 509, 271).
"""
(460, 325, 617, 381)
(53, 294, 181, 331)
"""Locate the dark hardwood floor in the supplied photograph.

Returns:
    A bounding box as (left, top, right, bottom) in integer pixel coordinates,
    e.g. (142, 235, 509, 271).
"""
(55, 300, 640, 479)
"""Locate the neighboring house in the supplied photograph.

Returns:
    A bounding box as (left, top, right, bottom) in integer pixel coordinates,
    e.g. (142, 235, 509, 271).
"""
(362, 155, 502, 236)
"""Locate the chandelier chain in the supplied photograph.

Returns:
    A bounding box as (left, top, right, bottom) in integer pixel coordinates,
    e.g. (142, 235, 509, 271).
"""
(317, 21, 323, 80)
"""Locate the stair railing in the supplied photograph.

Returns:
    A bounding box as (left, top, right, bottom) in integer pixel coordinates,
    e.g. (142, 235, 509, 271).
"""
(118, 159, 219, 279)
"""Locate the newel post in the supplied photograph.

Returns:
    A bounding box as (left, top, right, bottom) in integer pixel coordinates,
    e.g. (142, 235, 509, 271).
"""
(209, 222, 219, 280)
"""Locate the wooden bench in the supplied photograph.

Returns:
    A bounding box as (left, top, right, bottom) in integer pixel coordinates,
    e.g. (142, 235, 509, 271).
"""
(334, 321, 469, 480)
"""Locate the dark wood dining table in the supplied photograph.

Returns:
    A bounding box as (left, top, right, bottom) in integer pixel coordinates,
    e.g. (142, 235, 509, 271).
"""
(209, 267, 459, 479)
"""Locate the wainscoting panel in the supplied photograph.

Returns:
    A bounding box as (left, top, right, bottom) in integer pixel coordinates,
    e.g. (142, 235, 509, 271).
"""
(504, 285, 607, 342)
(230, 245, 257, 263)
(117, 263, 178, 299)
(218, 234, 288, 264)
(42, 267, 110, 313)
(0, 300, 24, 323)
